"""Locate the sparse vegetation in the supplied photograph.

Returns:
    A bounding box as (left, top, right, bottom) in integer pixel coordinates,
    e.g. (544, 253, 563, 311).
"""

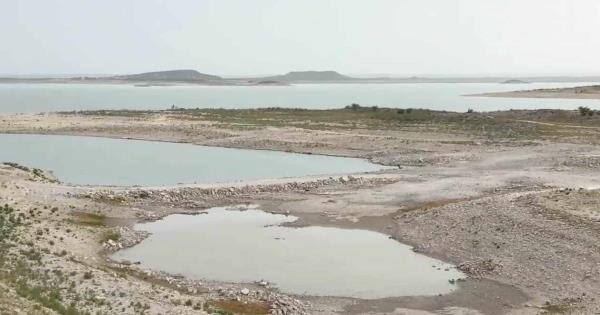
(2, 162, 30, 172)
(58, 106, 566, 140)
(0, 204, 18, 243)
(20, 248, 42, 262)
(31, 168, 44, 178)
(2, 163, 56, 182)
(0, 205, 91, 314)
(100, 230, 121, 243)
(15, 282, 83, 315)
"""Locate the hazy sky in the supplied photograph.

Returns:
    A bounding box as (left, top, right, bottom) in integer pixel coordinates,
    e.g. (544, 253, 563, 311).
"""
(2, 0, 600, 76)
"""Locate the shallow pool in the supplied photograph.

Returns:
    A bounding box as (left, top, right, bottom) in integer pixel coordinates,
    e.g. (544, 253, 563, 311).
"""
(112, 207, 464, 299)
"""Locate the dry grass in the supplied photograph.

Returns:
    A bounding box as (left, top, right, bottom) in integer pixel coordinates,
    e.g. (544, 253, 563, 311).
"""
(69, 212, 107, 227)
(206, 299, 271, 315)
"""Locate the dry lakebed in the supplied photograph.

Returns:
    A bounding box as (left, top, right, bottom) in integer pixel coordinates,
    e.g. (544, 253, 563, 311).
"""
(2, 107, 600, 314)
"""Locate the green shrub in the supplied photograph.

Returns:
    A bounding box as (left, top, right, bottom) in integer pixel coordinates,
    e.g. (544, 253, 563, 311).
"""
(578, 106, 594, 116)
(83, 271, 93, 280)
(345, 103, 361, 111)
(0, 204, 19, 242)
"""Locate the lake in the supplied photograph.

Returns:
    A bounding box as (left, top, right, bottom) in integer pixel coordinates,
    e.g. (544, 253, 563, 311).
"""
(112, 206, 464, 299)
(1, 82, 600, 114)
(0, 134, 388, 186)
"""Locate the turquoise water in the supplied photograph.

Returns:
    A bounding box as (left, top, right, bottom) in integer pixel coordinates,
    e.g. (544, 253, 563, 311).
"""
(1, 82, 600, 113)
(112, 207, 464, 299)
(0, 134, 388, 186)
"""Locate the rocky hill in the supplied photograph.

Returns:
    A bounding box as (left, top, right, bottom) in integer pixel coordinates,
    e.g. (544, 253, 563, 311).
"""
(262, 71, 353, 82)
(112, 70, 222, 81)
(501, 79, 529, 84)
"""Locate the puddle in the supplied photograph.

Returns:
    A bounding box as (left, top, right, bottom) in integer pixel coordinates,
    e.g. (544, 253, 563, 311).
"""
(0, 134, 390, 186)
(112, 207, 464, 299)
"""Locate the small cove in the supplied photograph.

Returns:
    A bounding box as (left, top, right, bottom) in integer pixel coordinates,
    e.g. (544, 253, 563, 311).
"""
(0, 134, 389, 186)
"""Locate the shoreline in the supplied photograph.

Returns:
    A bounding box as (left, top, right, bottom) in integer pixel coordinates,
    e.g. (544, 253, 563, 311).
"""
(468, 84, 600, 100)
(0, 130, 398, 169)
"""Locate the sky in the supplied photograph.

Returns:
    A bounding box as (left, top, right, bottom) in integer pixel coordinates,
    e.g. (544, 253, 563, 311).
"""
(2, 0, 600, 77)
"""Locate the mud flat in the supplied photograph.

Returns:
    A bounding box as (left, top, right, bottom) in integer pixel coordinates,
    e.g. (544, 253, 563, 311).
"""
(2, 107, 600, 314)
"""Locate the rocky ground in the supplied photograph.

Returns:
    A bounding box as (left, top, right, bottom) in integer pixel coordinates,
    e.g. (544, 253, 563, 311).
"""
(2, 108, 600, 314)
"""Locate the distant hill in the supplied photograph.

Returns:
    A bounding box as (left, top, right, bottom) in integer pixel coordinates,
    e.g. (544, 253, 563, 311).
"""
(262, 71, 353, 82)
(112, 70, 222, 81)
(501, 79, 529, 84)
